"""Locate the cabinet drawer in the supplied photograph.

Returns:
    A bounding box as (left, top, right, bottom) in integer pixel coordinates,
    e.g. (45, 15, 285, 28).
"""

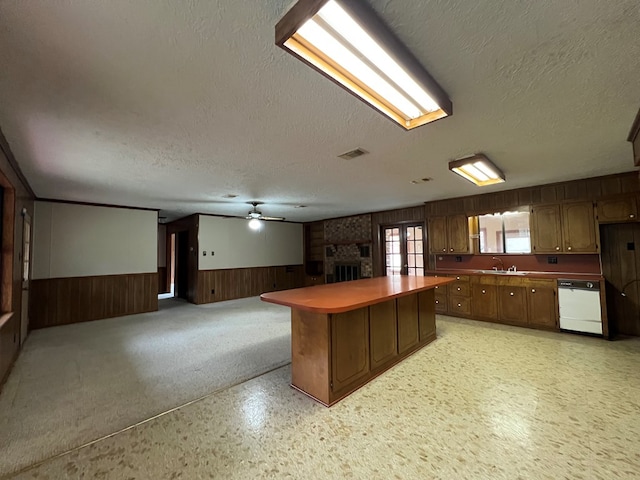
(435, 293, 447, 313)
(448, 295, 471, 316)
(449, 274, 470, 282)
(448, 282, 470, 297)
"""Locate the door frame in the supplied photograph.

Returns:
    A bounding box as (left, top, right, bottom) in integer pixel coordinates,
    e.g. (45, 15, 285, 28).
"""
(20, 208, 31, 345)
(381, 222, 426, 276)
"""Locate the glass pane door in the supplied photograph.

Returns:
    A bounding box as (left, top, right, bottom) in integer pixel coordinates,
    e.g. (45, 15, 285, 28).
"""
(383, 224, 425, 276)
(384, 227, 402, 276)
(405, 225, 424, 276)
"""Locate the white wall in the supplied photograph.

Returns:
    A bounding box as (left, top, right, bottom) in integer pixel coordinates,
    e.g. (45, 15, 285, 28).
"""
(33, 201, 158, 279)
(198, 215, 302, 270)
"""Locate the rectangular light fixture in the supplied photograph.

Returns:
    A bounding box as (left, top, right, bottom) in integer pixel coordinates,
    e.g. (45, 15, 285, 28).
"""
(275, 0, 452, 130)
(449, 154, 505, 186)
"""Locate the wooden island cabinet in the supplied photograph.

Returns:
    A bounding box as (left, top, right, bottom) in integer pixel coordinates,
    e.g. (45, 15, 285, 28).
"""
(261, 276, 453, 406)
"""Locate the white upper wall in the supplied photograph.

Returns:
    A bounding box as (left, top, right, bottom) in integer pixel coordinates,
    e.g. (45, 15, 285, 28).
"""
(198, 215, 302, 270)
(33, 201, 158, 279)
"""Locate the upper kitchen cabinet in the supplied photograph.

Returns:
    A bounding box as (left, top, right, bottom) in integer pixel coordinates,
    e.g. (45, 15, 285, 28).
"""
(531, 204, 563, 253)
(427, 214, 469, 254)
(531, 201, 598, 253)
(596, 196, 638, 223)
(562, 202, 598, 252)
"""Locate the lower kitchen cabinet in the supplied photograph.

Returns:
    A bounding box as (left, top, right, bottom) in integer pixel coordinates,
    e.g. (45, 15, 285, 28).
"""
(448, 295, 471, 316)
(527, 281, 558, 328)
(471, 283, 498, 320)
(435, 272, 559, 332)
(498, 286, 527, 325)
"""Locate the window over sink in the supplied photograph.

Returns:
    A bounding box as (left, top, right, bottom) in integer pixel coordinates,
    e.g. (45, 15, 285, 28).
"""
(478, 209, 531, 254)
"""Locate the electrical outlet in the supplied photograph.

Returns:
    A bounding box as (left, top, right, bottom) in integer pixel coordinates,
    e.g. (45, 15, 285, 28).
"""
(203, 251, 206, 256)
(211, 289, 215, 295)
(548, 256, 558, 264)
(455, 256, 462, 262)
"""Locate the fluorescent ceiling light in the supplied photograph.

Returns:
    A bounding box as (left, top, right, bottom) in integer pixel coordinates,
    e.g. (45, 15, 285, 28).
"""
(449, 154, 505, 186)
(276, 0, 452, 130)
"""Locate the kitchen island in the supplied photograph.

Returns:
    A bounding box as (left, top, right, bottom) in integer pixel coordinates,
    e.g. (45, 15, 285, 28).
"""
(260, 275, 454, 406)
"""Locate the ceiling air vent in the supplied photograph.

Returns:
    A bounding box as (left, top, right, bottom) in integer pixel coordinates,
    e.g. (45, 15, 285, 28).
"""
(338, 148, 368, 160)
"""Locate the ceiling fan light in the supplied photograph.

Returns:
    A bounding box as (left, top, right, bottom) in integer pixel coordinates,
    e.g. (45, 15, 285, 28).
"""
(248, 218, 262, 230)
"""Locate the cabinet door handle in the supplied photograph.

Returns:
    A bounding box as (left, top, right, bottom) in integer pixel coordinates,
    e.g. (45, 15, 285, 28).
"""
(435, 300, 439, 304)
(435, 286, 438, 289)
(482, 289, 486, 294)
(531, 289, 536, 293)
(567, 246, 572, 251)
(456, 276, 460, 280)
(457, 303, 461, 307)
(450, 248, 454, 252)
(442, 248, 446, 252)
(457, 287, 461, 291)
(630, 213, 636, 218)
(556, 246, 560, 251)
(510, 292, 514, 296)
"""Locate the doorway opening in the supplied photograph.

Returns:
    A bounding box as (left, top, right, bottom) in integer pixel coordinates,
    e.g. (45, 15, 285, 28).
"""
(175, 230, 189, 300)
(382, 224, 425, 276)
(158, 232, 176, 300)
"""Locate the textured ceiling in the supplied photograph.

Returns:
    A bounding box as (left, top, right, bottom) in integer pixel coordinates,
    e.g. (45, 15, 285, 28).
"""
(0, 0, 639, 222)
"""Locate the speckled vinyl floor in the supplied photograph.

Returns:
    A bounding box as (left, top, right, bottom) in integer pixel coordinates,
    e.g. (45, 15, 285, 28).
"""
(6, 315, 640, 480)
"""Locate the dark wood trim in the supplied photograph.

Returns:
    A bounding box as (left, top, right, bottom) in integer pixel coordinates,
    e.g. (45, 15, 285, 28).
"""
(424, 171, 640, 217)
(37, 198, 159, 212)
(627, 107, 640, 142)
(1, 187, 15, 312)
(30, 272, 158, 329)
(0, 128, 35, 198)
(0, 311, 13, 330)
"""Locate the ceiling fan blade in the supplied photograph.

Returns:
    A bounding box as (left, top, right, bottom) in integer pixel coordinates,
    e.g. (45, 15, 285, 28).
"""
(261, 216, 285, 221)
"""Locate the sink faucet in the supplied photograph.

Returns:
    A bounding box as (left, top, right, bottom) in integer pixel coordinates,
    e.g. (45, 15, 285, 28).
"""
(492, 256, 504, 271)
(508, 265, 517, 272)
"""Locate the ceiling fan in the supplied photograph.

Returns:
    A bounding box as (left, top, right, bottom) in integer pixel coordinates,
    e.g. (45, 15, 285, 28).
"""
(245, 202, 284, 229)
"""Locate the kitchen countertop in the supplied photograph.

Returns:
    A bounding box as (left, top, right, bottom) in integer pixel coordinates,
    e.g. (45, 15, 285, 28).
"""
(426, 269, 604, 281)
(261, 276, 454, 313)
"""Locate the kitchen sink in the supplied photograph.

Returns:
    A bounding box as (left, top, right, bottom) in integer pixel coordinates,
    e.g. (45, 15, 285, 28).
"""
(472, 269, 528, 275)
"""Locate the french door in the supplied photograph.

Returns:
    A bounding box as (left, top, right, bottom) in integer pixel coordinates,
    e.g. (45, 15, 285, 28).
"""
(383, 224, 425, 276)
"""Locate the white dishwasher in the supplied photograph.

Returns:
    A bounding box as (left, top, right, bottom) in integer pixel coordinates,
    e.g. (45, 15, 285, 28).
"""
(557, 279, 602, 335)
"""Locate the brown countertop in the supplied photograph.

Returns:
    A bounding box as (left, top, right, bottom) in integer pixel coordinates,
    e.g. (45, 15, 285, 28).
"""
(261, 276, 455, 313)
(426, 269, 603, 281)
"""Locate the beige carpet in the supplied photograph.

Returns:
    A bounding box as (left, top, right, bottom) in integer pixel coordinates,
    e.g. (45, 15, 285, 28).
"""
(0, 296, 291, 477)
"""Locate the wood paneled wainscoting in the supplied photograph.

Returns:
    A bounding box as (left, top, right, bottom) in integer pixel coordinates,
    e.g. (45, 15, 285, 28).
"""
(30, 273, 158, 329)
(197, 265, 304, 304)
